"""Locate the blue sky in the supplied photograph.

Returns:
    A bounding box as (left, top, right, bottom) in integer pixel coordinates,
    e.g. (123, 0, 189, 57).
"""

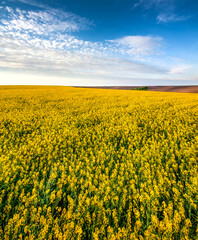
(0, 0, 198, 85)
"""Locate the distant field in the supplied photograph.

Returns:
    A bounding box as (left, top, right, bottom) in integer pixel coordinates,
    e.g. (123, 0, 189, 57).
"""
(0, 86, 198, 239)
(76, 85, 198, 93)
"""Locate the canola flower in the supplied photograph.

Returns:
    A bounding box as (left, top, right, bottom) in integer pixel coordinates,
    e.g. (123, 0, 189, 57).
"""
(0, 86, 198, 240)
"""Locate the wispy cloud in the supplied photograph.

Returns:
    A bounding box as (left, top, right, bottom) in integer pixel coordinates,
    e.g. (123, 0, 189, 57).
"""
(0, 5, 167, 78)
(132, 0, 166, 10)
(14, 0, 47, 9)
(157, 14, 190, 23)
(0, 33, 167, 79)
(169, 64, 192, 74)
(133, 0, 191, 24)
(108, 36, 162, 56)
(0, 2, 195, 85)
(0, 6, 90, 34)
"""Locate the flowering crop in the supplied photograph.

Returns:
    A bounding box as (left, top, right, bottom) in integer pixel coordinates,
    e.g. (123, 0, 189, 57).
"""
(0, 86, 198, 239)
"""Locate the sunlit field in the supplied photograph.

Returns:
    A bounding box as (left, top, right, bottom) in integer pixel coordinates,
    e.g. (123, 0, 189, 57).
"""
(0, 86, 198, 240)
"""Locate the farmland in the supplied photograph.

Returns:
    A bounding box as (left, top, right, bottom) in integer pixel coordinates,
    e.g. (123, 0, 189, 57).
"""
(0, 86, 198, 239)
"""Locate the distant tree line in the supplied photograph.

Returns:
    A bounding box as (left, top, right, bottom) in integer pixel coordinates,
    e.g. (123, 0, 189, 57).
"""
(131, 86, 148, 91)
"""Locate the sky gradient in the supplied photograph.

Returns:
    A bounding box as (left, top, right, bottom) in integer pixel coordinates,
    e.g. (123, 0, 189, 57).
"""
(0, 0, 198, 86)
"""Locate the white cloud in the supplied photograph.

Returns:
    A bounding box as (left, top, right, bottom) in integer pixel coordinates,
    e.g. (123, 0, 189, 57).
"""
(133, 0, 190, 24)
(132, 0, 166, 9)
(169, 64, 192, 74)
(14, 0, 47, 9)
(5, 6, 12, 12)
(1, 6, 90, 35)
(0, 33, 167, 77)
(0, 5, 166, 78)
(157, 14, 190, 23)
(108, 36, 162, 56)
(0, 3, 196, 85)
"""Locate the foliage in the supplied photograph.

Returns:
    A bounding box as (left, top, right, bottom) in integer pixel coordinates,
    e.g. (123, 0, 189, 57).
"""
(0, 86, 198, 239)
(131, 87, 148, 91)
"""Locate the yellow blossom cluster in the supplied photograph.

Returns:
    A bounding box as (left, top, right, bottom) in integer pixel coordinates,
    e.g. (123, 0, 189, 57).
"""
(0, 86, 198, 239)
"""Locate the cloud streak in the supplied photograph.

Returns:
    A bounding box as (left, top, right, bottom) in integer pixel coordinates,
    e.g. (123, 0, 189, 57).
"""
(14, 0, 48, 9)
(157, 14, 190, 23)
(108, 36, 162, 56)
(133, 0, 167, 10)
(133, 0, 191, 23)
(169, 64, 192, 74)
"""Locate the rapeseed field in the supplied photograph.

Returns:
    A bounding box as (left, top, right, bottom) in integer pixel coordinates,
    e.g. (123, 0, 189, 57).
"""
(0, 86, 197, 240)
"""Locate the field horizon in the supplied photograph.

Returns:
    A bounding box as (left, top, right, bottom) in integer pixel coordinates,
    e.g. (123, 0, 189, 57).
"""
(1, 85, 198, 93)
(75, 85, 198, 93)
